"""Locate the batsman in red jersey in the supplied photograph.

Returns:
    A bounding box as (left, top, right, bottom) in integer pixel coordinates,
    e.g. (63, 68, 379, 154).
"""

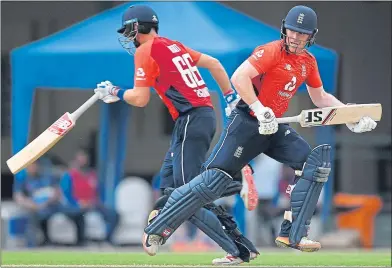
(93, 4, 258, 264)
(144, 5, 377, 261)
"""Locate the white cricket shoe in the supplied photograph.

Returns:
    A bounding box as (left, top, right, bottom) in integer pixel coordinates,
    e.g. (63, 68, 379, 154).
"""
(275, 236, 321, 252)
(142, 233, 163, 256)
(212, 252, 258, 266)
(142, 209, 163, 256)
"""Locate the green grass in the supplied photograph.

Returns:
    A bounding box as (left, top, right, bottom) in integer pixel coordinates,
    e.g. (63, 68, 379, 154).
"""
(2, 251, 391, 266)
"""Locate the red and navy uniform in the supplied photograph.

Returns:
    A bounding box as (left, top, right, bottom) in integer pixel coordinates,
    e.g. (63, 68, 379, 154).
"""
(204, 40, 323, 182)
(237, 40, 322, 117)
(134, 36, 213, 120)
(134, 36, 216, 188)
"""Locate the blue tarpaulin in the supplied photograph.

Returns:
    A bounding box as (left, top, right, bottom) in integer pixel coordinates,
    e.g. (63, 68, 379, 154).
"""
(11, 1, 339, 227)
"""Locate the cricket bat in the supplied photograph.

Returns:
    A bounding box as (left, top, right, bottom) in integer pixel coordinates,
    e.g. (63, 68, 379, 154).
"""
(276, 103, 382, 127)
(6, 93, 100, 174)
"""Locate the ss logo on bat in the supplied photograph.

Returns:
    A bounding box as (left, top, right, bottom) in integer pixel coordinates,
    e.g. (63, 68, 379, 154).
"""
(305, 111, 323, 123)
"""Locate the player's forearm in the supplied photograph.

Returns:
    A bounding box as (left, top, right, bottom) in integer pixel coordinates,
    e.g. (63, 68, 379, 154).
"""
(314, 92, 345, 108)
(207, 62, 232, 95)
(123, 89, 149, 107)
(231, 74, 259, 106)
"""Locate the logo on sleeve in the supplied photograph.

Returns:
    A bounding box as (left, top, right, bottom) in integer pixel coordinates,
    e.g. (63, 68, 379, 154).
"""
(136, 68, 146, 80)
(252, 49, 264, 60)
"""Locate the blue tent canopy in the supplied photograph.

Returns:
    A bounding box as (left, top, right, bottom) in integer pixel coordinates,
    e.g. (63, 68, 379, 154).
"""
(11, 2, 338, 221)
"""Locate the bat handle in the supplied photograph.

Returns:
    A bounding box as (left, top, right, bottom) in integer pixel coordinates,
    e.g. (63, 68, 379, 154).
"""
(276, 115, 301, 124)
(71, 93, 100, 120)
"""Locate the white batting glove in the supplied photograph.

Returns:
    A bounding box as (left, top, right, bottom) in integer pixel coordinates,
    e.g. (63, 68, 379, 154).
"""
(346, 116, 377, 133)
(94, 81, 120, 104)
(250, 101, 278, 135)
(224, 89, 240, 117)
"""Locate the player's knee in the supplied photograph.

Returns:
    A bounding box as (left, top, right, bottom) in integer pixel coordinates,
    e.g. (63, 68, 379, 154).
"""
(189, 168, 233, 203)
(299, 144, 332, 183)
(301, 141, 312, 162)
(222, 180, 242, 197)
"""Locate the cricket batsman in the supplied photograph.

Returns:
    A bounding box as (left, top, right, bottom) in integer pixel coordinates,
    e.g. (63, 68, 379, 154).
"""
(93, 4, 258, 264)
(143, 4, 378, 256)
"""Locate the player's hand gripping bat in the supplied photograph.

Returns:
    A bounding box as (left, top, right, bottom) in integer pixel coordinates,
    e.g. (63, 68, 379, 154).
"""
(6, 93, 100, 174)
(276, 103, 382, 127)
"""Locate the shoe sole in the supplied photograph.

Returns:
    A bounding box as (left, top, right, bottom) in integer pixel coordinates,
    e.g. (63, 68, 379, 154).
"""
(143, 210, 160, 257)
(241, 166, 258, 211)
(275, 239, 321, 253)
(212, 259, 244, 266)
(212, 253, 258, 265)
(142, 233, 157, 256)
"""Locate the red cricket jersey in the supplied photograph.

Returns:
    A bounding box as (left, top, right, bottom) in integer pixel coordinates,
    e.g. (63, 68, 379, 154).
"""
(246, 40, 323, 118)
(134, 36, 213, 120)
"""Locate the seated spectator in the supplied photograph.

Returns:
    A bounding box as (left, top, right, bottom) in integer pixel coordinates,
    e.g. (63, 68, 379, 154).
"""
(13, 161, 84, 247)
(60, 149, 119, 245)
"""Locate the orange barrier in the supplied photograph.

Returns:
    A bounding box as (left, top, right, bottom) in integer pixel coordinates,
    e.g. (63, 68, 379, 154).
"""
(334, 193, 383, 248)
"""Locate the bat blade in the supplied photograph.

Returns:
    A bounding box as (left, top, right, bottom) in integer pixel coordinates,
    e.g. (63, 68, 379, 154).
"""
(299, 104, 382, 127)
(6, 112, 75, 174)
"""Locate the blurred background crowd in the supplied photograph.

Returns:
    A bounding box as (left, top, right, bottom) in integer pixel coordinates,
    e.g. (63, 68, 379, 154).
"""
(1, 1, 391, 251)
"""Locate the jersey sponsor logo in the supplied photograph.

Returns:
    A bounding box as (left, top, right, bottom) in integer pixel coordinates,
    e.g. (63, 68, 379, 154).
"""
(278, 76, 297, 99)
(278, 91, 293, 98)
(284, 76, 297, 91)
(284, 64, 292, 71)
(136, 68, 146, 81)
(167, 44, 181, 53)
(252, 49, 264, 60)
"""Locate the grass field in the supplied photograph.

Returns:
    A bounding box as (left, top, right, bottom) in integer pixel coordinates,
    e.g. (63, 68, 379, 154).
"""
(2, 250, 391, 267)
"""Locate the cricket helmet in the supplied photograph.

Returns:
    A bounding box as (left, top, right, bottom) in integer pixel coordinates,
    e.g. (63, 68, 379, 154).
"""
(118, 5, 159, 54)
(280, 5, 318, 51)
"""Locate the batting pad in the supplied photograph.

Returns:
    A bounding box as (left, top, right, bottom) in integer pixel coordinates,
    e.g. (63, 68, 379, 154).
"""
(289, 144, 331, 244)
(189, 208, 239, 256)
(153, 188, 239, 256)
(145, 168, 233, 242)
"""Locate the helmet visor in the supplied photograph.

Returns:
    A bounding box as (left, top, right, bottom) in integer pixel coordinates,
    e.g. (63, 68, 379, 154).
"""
(118, 19, 139, 55)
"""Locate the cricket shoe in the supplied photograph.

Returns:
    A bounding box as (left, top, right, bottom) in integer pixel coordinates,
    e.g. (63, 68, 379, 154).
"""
(212, 252, 258, 266)
(275, 236, 321, 252)
(142, 209, 163, 256)
(240, 164, 258, 211)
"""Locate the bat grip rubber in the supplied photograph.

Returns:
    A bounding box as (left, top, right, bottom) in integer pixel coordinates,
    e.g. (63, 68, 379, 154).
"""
(71, 93, 100, 120)
(276, 115, 300, 124)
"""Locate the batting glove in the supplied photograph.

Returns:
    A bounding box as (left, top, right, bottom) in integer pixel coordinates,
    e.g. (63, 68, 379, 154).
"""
(94, 81, 120, 104)
(224, 89, 240, 117)
(346, 116, 377, 133)
(250, 101, 278, 135)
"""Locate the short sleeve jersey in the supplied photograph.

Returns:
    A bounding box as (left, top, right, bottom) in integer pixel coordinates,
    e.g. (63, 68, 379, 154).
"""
(244, 40, 322, 117)
(134, 37, 213, 120)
